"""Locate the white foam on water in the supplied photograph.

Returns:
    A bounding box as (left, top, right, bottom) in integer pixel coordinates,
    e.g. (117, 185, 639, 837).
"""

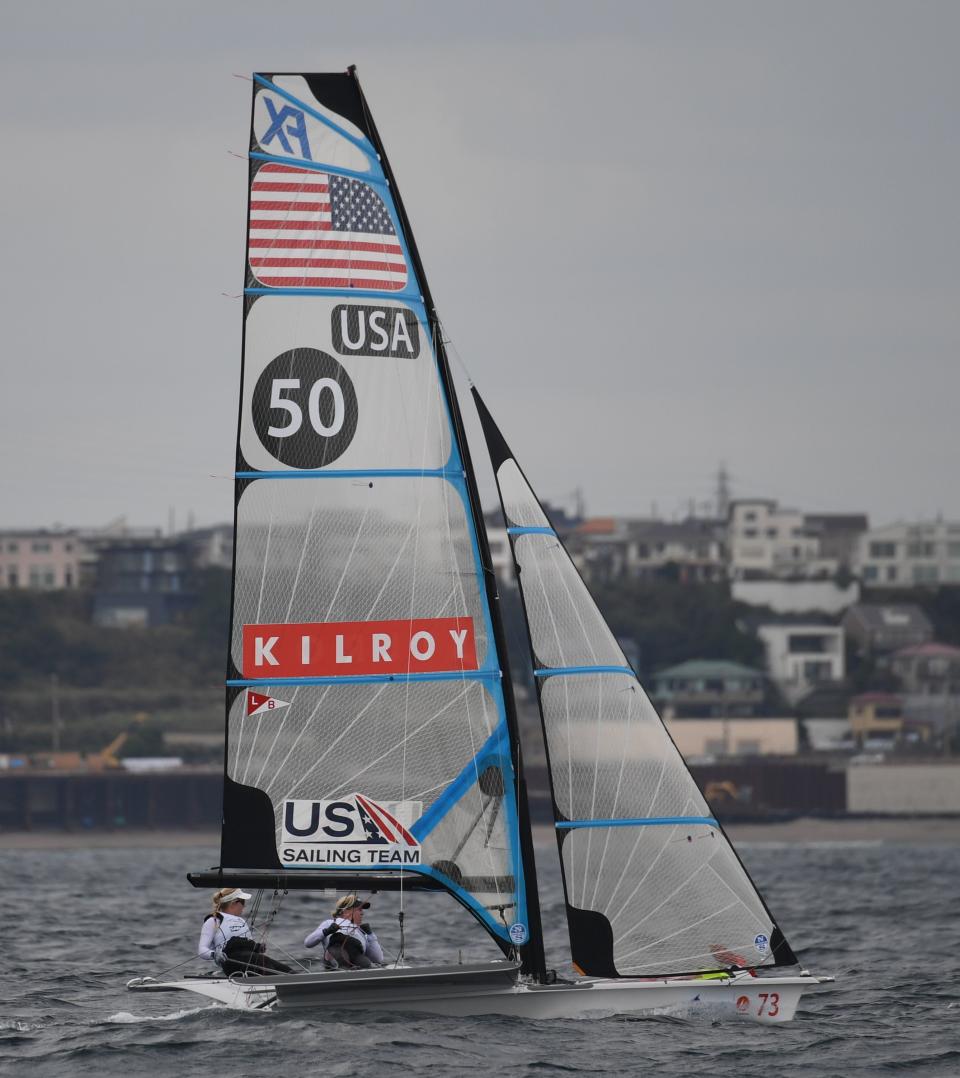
(106, 1004, 222, 1024)
(1, 1018, 42, 1032)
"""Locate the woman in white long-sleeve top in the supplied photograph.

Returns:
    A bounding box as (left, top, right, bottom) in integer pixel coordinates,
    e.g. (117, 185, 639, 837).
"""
(198, 887, 294, 976)
(304, 893, 385, 969)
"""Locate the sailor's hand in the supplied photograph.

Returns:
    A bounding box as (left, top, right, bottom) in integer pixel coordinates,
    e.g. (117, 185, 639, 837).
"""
(360, 923, 373, 935)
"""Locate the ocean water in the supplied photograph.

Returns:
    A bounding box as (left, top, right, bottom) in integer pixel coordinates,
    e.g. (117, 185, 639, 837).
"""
(1, 837, 958, 1078)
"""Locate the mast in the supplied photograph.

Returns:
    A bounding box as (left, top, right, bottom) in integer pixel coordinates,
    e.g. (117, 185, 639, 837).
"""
(349, 68, 547, 980)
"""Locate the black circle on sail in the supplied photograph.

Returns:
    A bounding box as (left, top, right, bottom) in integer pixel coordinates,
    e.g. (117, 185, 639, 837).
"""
(251, 348, 359, 468)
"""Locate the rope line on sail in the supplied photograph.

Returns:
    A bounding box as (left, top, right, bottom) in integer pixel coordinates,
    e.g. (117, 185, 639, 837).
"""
(702, 862, 772, 929)
(614, 899, 744, 962)
(589, 680, 637, 911)
(320, 686, 482, 799)
(605, 813, 686, 924)
(615, 850, 725, 943)
(271, 681, 391, 794)
(607, 802, 715, 927)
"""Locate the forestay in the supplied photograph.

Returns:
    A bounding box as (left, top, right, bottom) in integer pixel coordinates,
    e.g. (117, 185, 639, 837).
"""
(220, 71, 535, 954)
(474, 392, 798, 978)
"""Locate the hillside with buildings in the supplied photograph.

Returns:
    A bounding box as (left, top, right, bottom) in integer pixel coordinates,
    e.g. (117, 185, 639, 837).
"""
(3, 499, 960, 825)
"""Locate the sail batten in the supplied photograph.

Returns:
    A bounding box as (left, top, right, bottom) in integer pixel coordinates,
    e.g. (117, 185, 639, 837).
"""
(556, 817, 721, 829)
(535, 666, 637, 678)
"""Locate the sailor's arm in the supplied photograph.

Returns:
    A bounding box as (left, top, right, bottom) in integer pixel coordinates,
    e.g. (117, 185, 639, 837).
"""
(198, 918, 217, 960)
(304, 918, 334, 948)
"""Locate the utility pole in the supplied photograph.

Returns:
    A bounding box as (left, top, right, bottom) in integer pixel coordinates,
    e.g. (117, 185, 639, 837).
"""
(715, 462, 731, 520)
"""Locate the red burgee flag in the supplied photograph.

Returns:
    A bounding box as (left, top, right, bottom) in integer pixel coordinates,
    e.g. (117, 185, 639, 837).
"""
(246, 691, 291, 717)
(242, 617, 478, 679)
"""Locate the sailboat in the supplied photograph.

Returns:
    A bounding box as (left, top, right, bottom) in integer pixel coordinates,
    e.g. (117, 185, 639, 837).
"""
(128, 68, 830, 1022)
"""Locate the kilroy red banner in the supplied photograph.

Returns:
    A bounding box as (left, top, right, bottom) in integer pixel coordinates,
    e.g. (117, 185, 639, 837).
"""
(242, 616, 478, 678)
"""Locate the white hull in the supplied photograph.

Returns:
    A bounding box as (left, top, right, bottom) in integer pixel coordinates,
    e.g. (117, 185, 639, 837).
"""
(128, 962, 831, 1024)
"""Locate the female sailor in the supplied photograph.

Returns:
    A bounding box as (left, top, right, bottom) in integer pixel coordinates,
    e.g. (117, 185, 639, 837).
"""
(198, 887, 294, 976)
(304, 893, 385, 969)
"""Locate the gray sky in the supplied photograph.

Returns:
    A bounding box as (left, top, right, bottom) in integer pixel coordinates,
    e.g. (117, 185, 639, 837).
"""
(2, 1, 957, 531)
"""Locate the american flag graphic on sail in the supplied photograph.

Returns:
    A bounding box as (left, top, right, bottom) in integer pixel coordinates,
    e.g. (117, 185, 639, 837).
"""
(248, 163, 408, 290)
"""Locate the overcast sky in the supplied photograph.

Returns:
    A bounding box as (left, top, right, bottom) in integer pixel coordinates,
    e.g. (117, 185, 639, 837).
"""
(2, 1, 957, 532)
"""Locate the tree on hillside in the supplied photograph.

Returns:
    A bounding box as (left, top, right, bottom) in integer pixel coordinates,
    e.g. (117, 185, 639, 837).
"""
(590, 577, 764, 677)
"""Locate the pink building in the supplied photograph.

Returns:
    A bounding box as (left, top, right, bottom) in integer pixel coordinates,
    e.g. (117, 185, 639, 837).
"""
(0, 530, 85, 589)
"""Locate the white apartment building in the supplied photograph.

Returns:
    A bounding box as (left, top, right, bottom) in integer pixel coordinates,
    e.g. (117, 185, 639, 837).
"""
(0, 530, 85, 589)
(728, 500, 867, 580)
(728, 500, 822, 579)
(757, 622, 845, 703)
(854, 520, 960, 587)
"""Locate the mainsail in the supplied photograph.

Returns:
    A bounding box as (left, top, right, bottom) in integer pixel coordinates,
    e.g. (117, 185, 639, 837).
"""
(208, 70, 543, 969)
(474, 392, 798, 978)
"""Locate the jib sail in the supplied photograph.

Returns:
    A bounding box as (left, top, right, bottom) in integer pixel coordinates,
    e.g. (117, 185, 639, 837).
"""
(213, 70, 541, 963)
(474, 391, 797, 977)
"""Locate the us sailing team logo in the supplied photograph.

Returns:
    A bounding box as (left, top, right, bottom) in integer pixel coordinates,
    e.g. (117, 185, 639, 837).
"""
(281, 794, 422, 866)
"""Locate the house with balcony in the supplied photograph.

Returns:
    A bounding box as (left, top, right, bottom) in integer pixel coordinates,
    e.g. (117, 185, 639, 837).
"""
(0, 529, 86, 590)
(568, 515, 725, 585)
(182, 523, 235, 570)
(92, 536, 198, 627)
(727, 499, 867, 580)
(848, 692, 904, 745)
(756, 621, 845, 704)
(888, 642, 960, 731)
(890, 643, 960, 695)
(853, 520, 960, 587)
(651, 659, 797, 757)
(651, 660, 768, 717)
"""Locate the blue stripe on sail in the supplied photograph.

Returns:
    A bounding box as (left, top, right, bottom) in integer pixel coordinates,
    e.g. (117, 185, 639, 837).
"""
(228, 670, 501, 688)
(235, 468, 464, 480)
(534, 665, 636, 678)
(248, 150, 383, 186)
(251, 75, 376, 158)
(556, 817, 719, 830)
(507, 527, 555, 536)
(244, 287, 423, 302)
(409, 720, 526, 938)
(412, 724, 509, 841)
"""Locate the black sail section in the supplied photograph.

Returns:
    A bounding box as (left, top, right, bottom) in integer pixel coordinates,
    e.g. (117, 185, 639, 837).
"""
(473, 390, 798, 977)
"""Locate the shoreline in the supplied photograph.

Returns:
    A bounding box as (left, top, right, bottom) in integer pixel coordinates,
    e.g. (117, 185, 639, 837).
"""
(1, 815, 958, 850)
